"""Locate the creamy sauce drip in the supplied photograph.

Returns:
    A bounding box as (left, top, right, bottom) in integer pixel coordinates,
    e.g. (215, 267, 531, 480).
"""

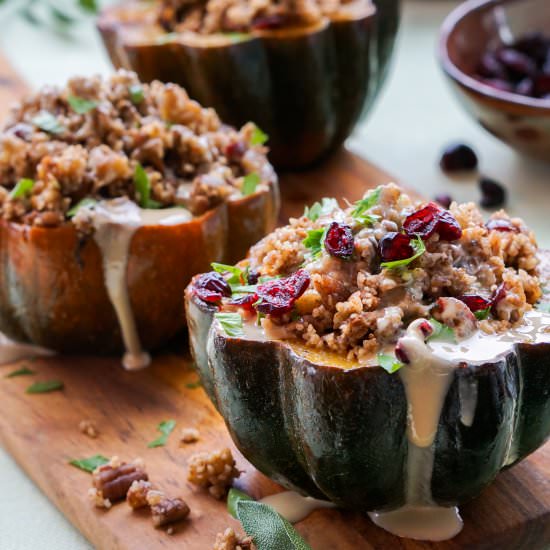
(260, 491, 335, 523)
(0, 333, 54, 365)
(78, 198, 192, 370)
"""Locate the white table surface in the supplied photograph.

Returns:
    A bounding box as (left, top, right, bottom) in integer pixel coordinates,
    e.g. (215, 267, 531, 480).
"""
(0, 1, 548, 549)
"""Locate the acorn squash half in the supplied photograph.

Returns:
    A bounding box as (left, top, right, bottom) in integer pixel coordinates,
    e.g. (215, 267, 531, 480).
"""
(97, 0, 400, 169)
(0, 184, 278, 355)
(184, 254, 550, 512)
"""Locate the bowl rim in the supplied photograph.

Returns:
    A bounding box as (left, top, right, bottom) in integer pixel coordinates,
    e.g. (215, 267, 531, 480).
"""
(438, 0, 550, 114)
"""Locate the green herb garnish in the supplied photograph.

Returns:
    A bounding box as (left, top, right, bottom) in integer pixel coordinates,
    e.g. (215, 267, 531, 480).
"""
(147, 419, 176, 448)
(134, 163, 162, 209)
(380, 236, 426, 270)
(9, 178, 34, 199)
(31, 111, 65, 135)
(250, 125, 269, 146)
(242, 173, 261, 196)
(428, 318, 455, 341)
(26, 380, 64, 394)
(185, 380, 202, 390)
(211, 262, 245, 285)
(350, 188, 382, 226)
(377, 353, 405, 374)
(302, 227, 328, 260)
(227, 488, 313, 550)
(225, 32, 251, 43)
(67, 95, 97, 115)
(5, 366, 35, 378)
(215, 312, 244, 337)
(474, 307, 491, 320)
(78, 0, 98, 13)
(129, 84, 144, 105)
(67, 197, 97, 218)
(303, 198, 339, 222)
(69, 454, 109, 473)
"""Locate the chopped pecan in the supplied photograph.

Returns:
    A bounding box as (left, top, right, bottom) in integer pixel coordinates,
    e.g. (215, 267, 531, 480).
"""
(213, 527, 255, 550)
(127, 479, 155, 509)
(146, 491, 190, 527)
(89, 456, 148, 507)
(79, 419, 99, 438)
(187, 448, 240, 499)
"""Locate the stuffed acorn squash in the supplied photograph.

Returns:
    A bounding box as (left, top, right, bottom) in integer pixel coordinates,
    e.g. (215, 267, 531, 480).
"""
(0, 70, 278, 369)
(97, 0, 400, 169)
(186, 184, 550, 541)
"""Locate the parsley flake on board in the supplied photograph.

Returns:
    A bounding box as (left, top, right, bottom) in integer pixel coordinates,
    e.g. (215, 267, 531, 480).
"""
(26, 380, 64, 394)
(31, 111, 65, 135)
(147, 419, 176, 448)
(215, 312, 244, 337)
(9, 178, 34, 199)
(377, 353, 405, 374)
(5, 366, 35, 378)
(242, 173, 261, 196)
(134, 163, 162, 209)
(380, 237, 426, 270)
(69, 454, 109, 473)
(303, 198, 339, 222)
(67, 95, 98, 114)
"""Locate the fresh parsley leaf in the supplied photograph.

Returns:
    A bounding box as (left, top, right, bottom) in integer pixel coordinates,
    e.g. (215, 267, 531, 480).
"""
(69, 454, 109, 473)
(537, 302, 550, 313)
(377, 353, 404, 374)
(227, 488, 254, 518)
(9, 178, 34, 199)
(211, 262, 244, 285)
(242, 173, 261, 196)
(250, 125, 269, 146)
(185, 380, 202, 389)
(303, 198, 339, 222)
(215, 312, 244, 337)
(32, 111, 65, 135)
(5, 366, 34, 378)
(134, 163, 162, 209)
(350, 188, 382, 225)
(26, 380, 64, 394)
(428, 318, 455, 341)
(230, 284, 258, 294)
(302, 227, 328, 260)
(147, 419, 176, 448)
(78, 0, 98, 13)
(68, 95, 97, 115)
(129, 84, 144, 105)
(380, 236, 426, 270)
(474, 307, 491, 320)
(67, 198, 97, 218)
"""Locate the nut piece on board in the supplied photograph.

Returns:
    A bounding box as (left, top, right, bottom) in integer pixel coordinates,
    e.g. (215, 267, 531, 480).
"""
(146, 491, 190, 527)
(213, 528, 255, 550)
(127, 479, 155, 509)
(187, 448, 240, 499)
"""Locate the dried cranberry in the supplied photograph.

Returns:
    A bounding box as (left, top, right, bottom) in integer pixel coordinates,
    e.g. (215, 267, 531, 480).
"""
(486, 218, 518, 232)
(194, 272, 231, 304)
(395, 343, 410, 364)
(418, 320, 434, 339)
(534, 73, 550, 96)
(478, 52, 507, 79)
(379, 232, 413, 262)
(513, 32, 548, 64)
(439, 143, 478, 172)
(324, 222, 354, 259)
(8, 123, 34, 141)
(479, 178, 506, 208)
(434, 193, 453, 209)
(457, 294, 492, 313)
(497, 48, 537, 78)
(482, 78, 515, 92)
(229, 293, 258, 313)
(403, 203, 462, 241)
(252, 14, 286, 29)
(516, 77, 535, 96)
(247, 269, 260, 285)
(255, 269, 310, 316)
(490, 283, 507, 315)
(225, 141, 246, 161)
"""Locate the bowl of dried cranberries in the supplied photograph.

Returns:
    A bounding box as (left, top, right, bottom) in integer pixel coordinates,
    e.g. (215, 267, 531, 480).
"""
(439, 0, 550, 161)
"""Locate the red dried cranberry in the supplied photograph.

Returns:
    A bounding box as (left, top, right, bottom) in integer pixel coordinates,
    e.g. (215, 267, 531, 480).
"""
(434, 193, 453, 209)
(403, 203, 462, 241)
(457, 294, 492, 313)
(230, 293, 258, 313)
(516, 77, 535, 96)
(324, 222, 354, 259)
(479, 178, 506, 208)
(478, 52, 507, 79)
(418, 320, 434, 339)
(379, 232, 413, 262)
(482, 78, 515, 92)
(534, 73, 550, 96)
(247, 269, 260, 285)
(255, 269, 310, 316)
(513, 32, 549, 64)
(490, 283, 507, 315)
(486, 218, 518, 232)
(194, 272, 231, 304)
(252, 14, 286, 29)
(225, 141, 247, 161)
(497, 48, 537, 78)
(439, 143, 478, 172)
(395, 343, 410, 364)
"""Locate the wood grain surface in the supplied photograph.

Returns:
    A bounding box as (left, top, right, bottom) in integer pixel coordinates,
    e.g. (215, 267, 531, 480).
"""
(0, 54, 548, 550)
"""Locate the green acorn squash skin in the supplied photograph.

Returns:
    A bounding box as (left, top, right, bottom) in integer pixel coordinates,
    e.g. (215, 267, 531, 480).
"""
(98, 0, 400, 169)
(185, 285, 550, 511)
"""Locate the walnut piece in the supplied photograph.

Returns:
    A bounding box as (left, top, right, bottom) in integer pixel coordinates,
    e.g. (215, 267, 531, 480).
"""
(146, 491, 190, 527)
(213, 528, 255, 550)
(187, 448, 240, 499)
(79, 419, 99, 438)
(181, 427, 200, 444)
(89, 456, 148, 507)
(127, 479, 155, 509)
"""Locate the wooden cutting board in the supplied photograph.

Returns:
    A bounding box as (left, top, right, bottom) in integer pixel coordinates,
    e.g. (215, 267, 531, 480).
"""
(0, 55, 548, 550)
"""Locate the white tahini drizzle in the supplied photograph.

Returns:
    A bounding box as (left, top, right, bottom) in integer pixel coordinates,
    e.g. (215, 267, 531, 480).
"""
(260, 491, 335, 523)
(77, 198, 191, 370)
(0, 332, 54, 365)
